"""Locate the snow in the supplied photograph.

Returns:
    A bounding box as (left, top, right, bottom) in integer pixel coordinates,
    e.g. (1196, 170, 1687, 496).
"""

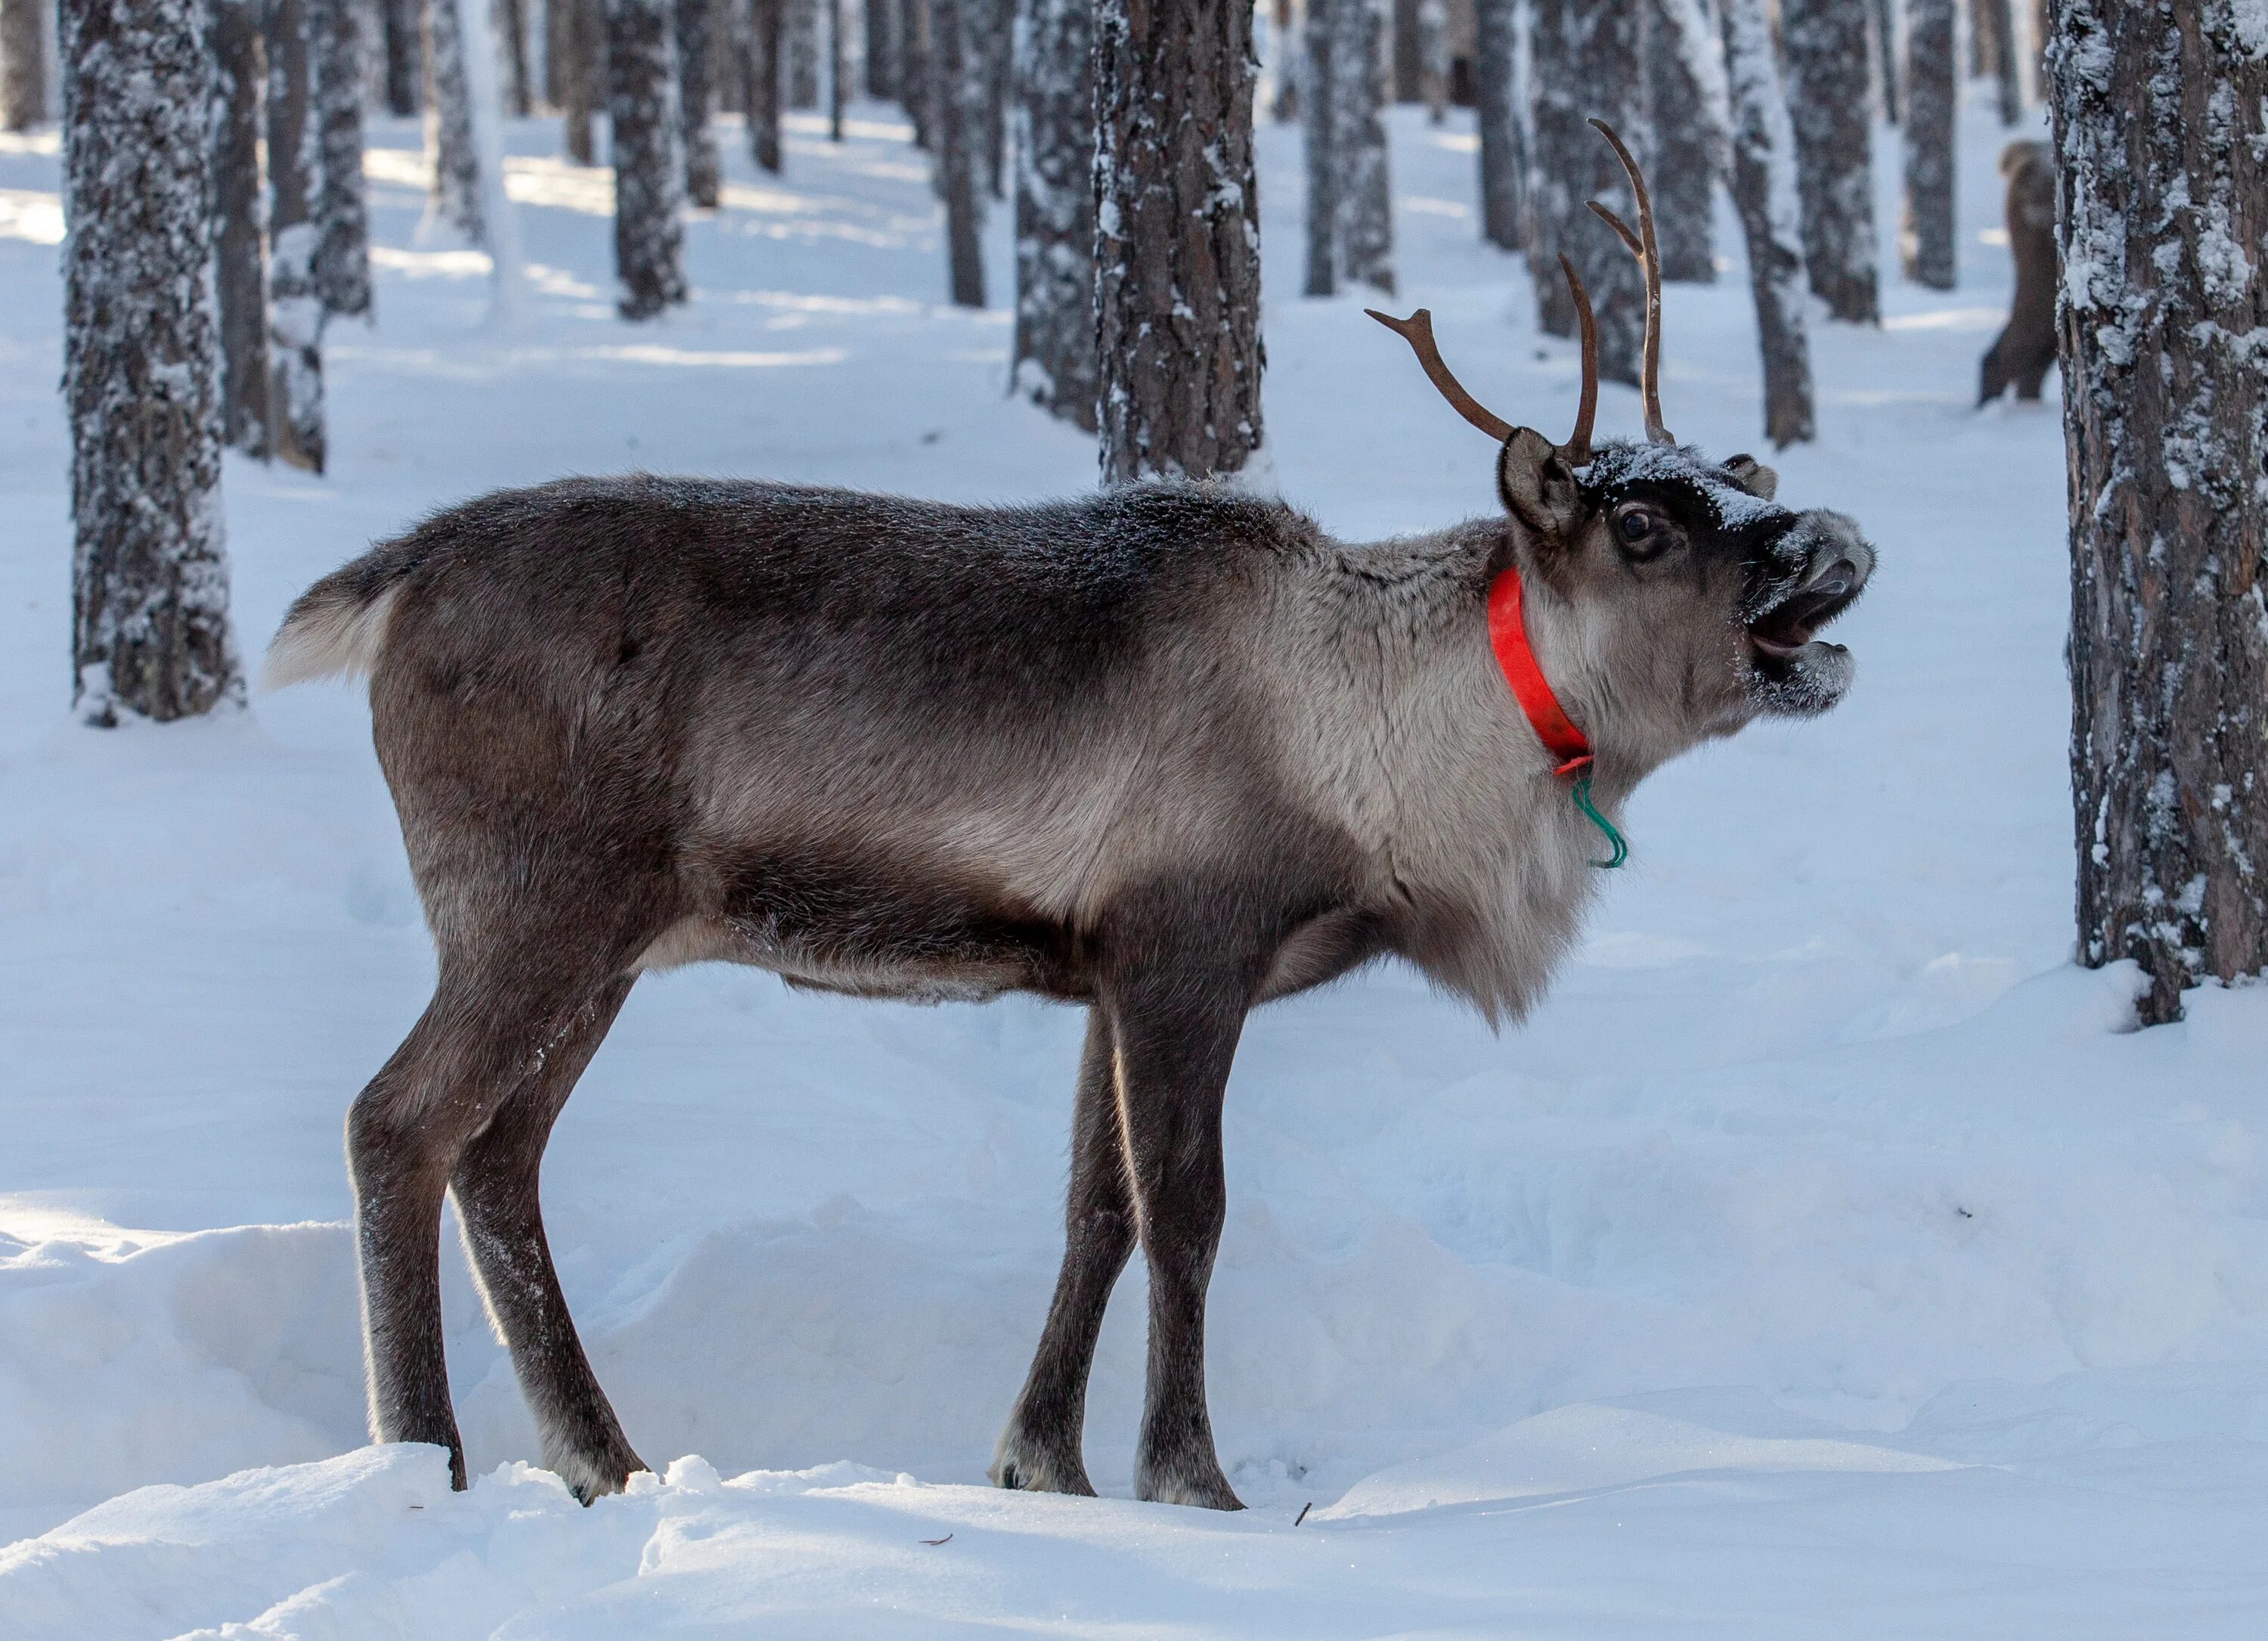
(5, 95, 2266, 1636)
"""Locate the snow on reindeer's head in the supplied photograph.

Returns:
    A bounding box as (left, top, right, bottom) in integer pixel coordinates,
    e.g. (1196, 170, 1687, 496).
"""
(1368, 119, 1873, 766)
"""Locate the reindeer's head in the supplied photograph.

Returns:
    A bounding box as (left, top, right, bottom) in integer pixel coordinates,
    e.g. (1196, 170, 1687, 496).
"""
(1371, 122, 1873, 767)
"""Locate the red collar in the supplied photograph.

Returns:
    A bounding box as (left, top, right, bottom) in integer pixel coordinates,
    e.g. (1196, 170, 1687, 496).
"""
(1487, 566, 1594, 778)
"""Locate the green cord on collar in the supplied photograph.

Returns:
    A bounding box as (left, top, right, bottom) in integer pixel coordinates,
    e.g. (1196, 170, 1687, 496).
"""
(1571, 774, 1628, 870)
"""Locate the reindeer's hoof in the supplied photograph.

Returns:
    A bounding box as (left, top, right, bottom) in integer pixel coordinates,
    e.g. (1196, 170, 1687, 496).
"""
(548, 1441, 650, 1506)
(1134, 1459, 1244, 1511)
(989, 1424, 1096, 1497)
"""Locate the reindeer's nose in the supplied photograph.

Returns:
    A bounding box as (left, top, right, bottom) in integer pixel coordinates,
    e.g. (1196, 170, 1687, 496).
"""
(1797, 512, 1875, 595)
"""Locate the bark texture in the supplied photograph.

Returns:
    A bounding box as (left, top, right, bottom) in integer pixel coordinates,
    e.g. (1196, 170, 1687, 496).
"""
(2051, 0, 2268, 1023)
(1529, 0, 1644, 386)
(561, 0, 603, 160)
(382, 0, 421, 112)
(313, 0, 373, 318)
(1011, 0, 1096, 428)
(1646, 0, 1715, 283)
(1720, 0, 1812, 445)
(2, 0, 45, 129)
(63, 0, 241, 723)
(677, 0, 722, 204)
(1303, 0, 1338, 295)
(1335, 0, 1393, 293)
(1095, 0, 1263, 481)
(1780, 0, 1879, 323)
(267, 0, 327, 473)
(209, 0, 271, 457)
(426, 0, 485, 239)
(610, 0, 689, 315)
(929, 0, 984, 305)
(746, 0, 783, 170)
(1901, 0, 1954, 288)
(1472, 0, 1522, 250)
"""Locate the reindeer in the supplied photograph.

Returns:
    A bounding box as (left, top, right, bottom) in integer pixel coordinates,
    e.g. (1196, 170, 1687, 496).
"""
(265, 123, 1872, 1512)
(1979, 140, 2058, 405)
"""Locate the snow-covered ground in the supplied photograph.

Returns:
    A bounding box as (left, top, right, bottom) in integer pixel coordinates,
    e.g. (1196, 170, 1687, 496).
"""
(5, 96, 2266, 1638)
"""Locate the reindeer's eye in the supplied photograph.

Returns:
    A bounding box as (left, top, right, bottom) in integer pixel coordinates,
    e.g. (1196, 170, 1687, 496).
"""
(1613, 504, 1671, 560)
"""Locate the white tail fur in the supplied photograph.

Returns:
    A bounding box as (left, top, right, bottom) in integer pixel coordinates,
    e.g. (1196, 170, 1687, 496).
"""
(259, 582, 401, 692)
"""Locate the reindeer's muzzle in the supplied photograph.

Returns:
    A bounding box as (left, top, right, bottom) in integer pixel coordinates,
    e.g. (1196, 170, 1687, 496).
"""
(1744, 511, 1873, 717)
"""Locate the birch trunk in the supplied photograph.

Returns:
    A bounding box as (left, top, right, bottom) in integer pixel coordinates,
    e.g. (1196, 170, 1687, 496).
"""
(1780, 0, 1879, 323)
(1334, 0, 1393, 294)
(1529, 0, 1644, 386)
(266, 0, 327, 472)
(313, 0, 373, 318)
(1720, 0, 1812, 445)
(610, 0, 688, 315)
(426, 0, 485, 239)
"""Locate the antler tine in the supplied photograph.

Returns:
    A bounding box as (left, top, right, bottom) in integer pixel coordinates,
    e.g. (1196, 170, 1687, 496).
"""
(1587, 116, 1676, 446)
(1557, 255, 1598, 466)
(1364, 307, 1516, 443)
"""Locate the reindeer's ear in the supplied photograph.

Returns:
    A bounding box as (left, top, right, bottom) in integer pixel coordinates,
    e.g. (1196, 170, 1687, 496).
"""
(1723, 454, 1779, 501)
(1498, 427, 1583, 543)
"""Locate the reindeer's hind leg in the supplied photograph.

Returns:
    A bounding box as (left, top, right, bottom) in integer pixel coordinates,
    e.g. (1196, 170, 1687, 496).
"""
(451, 976, 646, 1502)
(992, 1010, 1136, 1496)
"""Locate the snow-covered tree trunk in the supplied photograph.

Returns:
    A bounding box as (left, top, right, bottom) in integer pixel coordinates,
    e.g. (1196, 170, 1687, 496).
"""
(2052, 0, 2268, 1024)
(64, 0, 241, 724)
(865, 0, 893, 96)
(209, 0, 271, 457)
(1334, 0, 1393, 293)
(610, 0, 688, 315)
(1529, 0, 1644, 385)
(2, 0, 45, 130)
(1472, 0, 1522, 250)
(928, 0, 984, 304)
(1095, 0, 1263, 481)
(313, 0, 373, 318)
(1780, 0, 1879, 324)
(677, 0, 721, 204)
(1901, 0, 1954, 288)
(381, 0, 421, 112)
(427, 0, 485, 238)
(1869, 0, 1898, 121)
(1646, 0, 1714, 283)
(266, 0, 327, 473)
(1720, 0, 1811, 444)
(560, 0, 602, 160)
(1011, 0, 1095, 427)
(747, 0, 783, 170)
(786, 0, 817, 105)
(978, 0, 1009, 197)
(497, 0, 534, 112)
(1303, 0, 1338, 295)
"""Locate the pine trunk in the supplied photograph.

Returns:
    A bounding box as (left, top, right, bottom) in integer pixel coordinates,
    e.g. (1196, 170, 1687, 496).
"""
(1977, 0, 2021, 123)
(2053, 0, 2268, 1023)
(313, 0, 373, 318)
(678, 0, 721, 204)
(426, 0, 485, 239)
(2, 0, 45, 130)
(979, 0, 1009, 197)
(381, 0, 421, 112)
(1472, 0, 1522, 251)
(929, 0, 984, 305)
(866, 0, 893, 96)
(1303, 0, 1337, 296)
(1870, 0, 1898, 122)
(1334, 0, 1393, 294)
(611, 0, 689, 315)
(64, 0, 241, 724)
(1095, 0, 1263, 481)
(900, 0, 928, 146)
(266, 0, 327, 473)
(1011, 0, 1095, 427)
(1529, 0, 1644, 386)
(787, 0, 818, 105)
(1646, 0, 1714, 284)
(1720, 0, 1813, 445)
(746, 0, 783, 170)
(562, 0, 603, 160)
(829, 0, 844, 138)
(209, 0, 271, 457)
(1901, 0, 1954, 288)
(1780, 0, 1879, 324)
(1391, 0, 1418, 101)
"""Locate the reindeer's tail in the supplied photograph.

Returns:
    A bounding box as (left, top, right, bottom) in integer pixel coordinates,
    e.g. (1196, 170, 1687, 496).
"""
(259, 539, 421, 692)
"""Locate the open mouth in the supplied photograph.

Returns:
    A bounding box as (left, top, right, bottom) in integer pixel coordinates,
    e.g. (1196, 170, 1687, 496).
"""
(1747, 563, 1862, 663)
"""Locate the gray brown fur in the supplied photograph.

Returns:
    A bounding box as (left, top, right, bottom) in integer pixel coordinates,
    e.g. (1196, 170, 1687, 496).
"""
(269, 449, 1870, 1508)
(1980, 141, 2057, 404)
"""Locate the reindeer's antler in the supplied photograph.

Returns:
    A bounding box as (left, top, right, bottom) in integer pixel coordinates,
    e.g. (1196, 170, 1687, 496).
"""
(1367, 262, 1600, 464)
(1585, 117, 1676, 447)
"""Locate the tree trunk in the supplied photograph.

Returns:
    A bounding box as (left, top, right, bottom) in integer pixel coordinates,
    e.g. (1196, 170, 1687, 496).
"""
(426, 0, 485, 239)
(381, 0, 422, 112)
(1472, 0, 1522, 250)
(1335, 0, 1394, 293)
(209, 0, 271, 458)
(866, 0, 894, 96)
(313, 0, 373, 318)
(1011, 0, 1095, 427)
(610, 0, 688, 315)
(786, 0, 818, 105)
(1303, 0, 1338, 296)
(559, 0, 597, 158)
(900, 0, 928, 145)
(1720, 0, 1812, 445)
(1391, 0, 1418, 101)
(677, 0, 721, 203)
(2, 0, 45, 130)
(1095, 0, 1263, 482)
(929, 0, 984, 304)
(1780, 0, 1879, 324)
(1901, 0, 1954, 288)
(979, 0, 1009, 197)
(266, 0, 327, 473)
(1976, 0, 2022, 123)
(746, 0, 783, 170)
(64, 0, 241, 724)
(2053, 0, 2268, 1024)
(1870, 0, 1899, 122)
(1529, 0, 1644, 386)
(1271, 0, 1298, 121)
(497, 0, 533, 112)
(1416, 0, 1447, 123)
(829, 0, 844, 138)
(1646, 0, 1714, 284)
